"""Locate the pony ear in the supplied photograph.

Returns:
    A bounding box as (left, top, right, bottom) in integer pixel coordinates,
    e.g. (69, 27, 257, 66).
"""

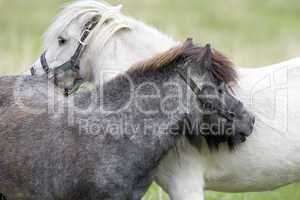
(202, 44, 213, 68)
(114, 4, 123, 12)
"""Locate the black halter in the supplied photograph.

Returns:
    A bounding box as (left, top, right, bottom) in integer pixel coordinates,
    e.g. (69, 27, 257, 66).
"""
(175, 44, 238, 122)
(40, 16, 100, 95)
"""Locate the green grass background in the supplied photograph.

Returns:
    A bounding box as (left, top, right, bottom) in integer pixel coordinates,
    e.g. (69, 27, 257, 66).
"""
(0, 0, 299, 199)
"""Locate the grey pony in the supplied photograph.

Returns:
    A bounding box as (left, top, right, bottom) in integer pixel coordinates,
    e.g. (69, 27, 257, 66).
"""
(0, 42, 254, 200)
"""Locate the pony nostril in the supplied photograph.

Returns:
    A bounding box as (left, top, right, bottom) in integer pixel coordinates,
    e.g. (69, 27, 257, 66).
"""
(251, 117, 255, 126)
(249, 117, 255, 132)
(30, 67, 36, 76)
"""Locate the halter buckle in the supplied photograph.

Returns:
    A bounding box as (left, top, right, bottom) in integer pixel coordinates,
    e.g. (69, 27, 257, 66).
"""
(79, 29, 91, 45)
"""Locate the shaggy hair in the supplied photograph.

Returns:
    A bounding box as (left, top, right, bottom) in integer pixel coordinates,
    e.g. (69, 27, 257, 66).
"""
(129, 38, 237, 84)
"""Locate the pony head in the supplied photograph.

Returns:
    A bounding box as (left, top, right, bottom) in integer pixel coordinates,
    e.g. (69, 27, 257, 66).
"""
(31, 0, 130, 94)
(127, 39, 255, 149)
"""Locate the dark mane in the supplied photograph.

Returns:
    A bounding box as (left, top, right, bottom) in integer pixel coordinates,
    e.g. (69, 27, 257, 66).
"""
(128, 39, 238, 85)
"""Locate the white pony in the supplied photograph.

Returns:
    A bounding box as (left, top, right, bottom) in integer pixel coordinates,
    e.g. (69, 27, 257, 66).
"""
(31, 1, 300, 200)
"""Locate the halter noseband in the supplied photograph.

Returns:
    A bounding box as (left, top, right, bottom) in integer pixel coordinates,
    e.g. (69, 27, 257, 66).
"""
(175, 44, 238, 122)
(40, 16, 100, 95)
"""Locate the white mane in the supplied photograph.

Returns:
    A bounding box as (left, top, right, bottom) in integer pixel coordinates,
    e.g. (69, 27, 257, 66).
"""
(44, 0, 127, 49)
(41, 0, 176, 82)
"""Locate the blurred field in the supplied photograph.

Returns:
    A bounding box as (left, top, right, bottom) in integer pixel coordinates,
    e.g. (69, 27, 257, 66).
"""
(0, 0, 300, 199)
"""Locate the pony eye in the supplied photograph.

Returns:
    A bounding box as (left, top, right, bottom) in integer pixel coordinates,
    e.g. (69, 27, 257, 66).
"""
(58, 37, 67, 46)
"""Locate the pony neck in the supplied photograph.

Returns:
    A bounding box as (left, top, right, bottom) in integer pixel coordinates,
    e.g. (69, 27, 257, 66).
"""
(89, 16, 178, 85)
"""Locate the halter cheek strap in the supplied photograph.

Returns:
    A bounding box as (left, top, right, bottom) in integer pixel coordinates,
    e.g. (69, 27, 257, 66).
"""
(40, 51, 50, 74)
(175, 44, 237, 122)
